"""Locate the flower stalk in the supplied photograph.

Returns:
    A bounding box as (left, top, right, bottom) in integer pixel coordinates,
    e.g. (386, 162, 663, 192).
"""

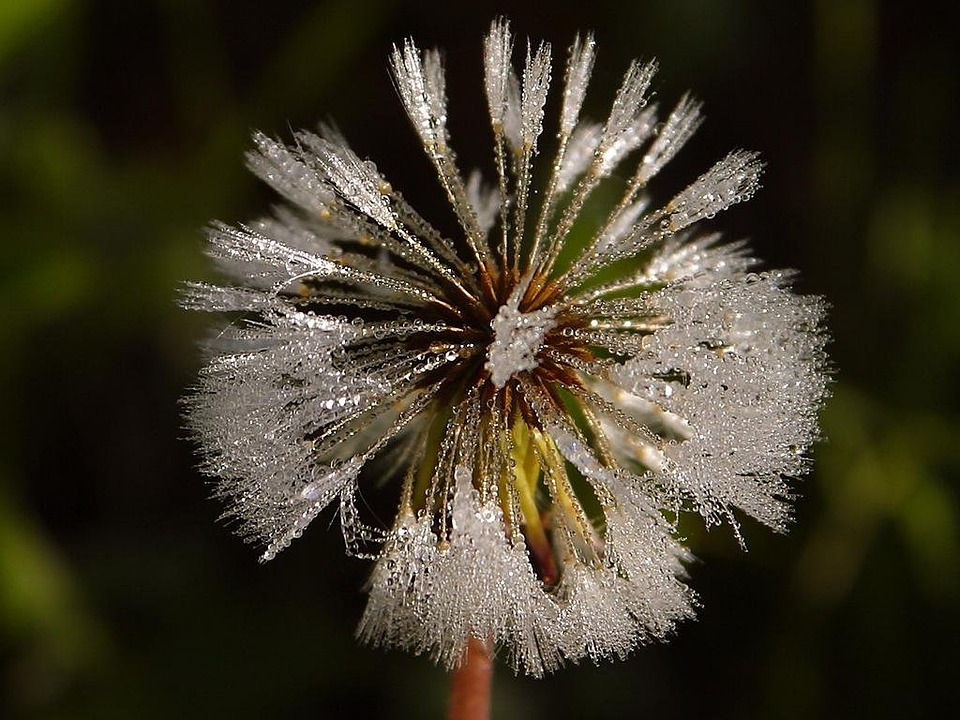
(448, 638, 494, 720)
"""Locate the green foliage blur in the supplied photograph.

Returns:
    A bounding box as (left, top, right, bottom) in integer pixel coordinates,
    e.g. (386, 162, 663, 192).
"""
(1, 1, 957, 717)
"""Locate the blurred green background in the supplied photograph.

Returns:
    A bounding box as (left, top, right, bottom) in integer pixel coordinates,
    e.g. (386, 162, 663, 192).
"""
(2, 0, 958, 717)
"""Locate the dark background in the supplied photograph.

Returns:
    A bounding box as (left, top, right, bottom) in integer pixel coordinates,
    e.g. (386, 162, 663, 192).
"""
(2, 1, 958, 717)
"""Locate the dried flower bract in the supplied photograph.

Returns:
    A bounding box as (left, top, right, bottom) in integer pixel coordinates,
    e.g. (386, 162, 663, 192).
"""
(184, 19, 829, 675)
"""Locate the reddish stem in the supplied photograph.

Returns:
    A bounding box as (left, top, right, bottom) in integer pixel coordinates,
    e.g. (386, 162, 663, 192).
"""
(447, 637, 493, 720)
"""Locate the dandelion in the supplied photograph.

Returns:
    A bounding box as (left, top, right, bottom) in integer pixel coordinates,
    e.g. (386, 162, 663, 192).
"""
(184, 18, 828, 682)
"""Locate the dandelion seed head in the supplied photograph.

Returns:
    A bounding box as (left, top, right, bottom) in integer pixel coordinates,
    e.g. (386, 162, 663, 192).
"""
(183, 18, 829, 676)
